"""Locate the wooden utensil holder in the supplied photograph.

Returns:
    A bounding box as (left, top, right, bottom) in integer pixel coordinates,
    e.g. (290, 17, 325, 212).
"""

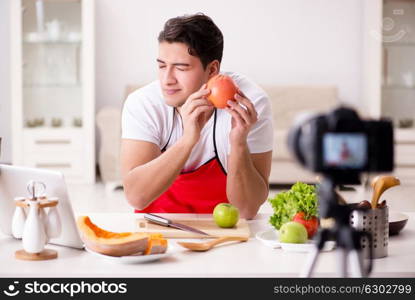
(14, 198, 59, 261)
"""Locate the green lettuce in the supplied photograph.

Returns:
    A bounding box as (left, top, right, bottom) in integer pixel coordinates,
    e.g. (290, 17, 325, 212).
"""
(268, 182, 318, 230)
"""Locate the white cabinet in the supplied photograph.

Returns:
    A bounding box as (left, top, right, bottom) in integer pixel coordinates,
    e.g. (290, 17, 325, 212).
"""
(11, 0, 95, 184)
(362, 0, 415, 182)
(362, 0, 415, 121)
(394, 130, 415, 183)
(22, 128, 86, 179)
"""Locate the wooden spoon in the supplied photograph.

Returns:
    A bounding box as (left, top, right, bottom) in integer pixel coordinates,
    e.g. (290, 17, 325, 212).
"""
(177, 236, 248, 252)
(370, 175, 379, 188)
(370, 175, 400, 209)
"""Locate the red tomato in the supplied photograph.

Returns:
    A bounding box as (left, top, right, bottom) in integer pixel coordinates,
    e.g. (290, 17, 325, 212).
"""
(206, 74, 237, 108)
(292, 212, 319, 238)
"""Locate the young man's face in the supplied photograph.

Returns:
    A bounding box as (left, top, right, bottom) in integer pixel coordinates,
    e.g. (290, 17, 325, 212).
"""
(157, 42, 213, 107)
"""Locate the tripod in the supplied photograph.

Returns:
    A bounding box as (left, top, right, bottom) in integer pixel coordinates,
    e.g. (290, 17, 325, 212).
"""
(301, 178, 373, 277)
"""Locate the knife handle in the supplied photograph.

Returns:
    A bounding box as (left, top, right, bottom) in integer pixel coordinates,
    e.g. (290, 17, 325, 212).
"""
(144, 213, 171, 226)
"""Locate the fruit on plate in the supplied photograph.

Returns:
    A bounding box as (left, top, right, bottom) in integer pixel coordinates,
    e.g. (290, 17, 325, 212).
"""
(144, 234, 168, 255)
(279, 221, 308, 244)
(77, 216, 167, 257)
(206, 74, 237, 108)
(292, 211, 319, 238)
(268, 182, 319, 234)
(77, 216, 149, 256)
(213, 203, 239, 228)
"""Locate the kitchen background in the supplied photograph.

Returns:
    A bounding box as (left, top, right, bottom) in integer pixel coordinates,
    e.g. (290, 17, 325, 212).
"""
(0, 0, 414, 187)
(0, 0, 364, 163)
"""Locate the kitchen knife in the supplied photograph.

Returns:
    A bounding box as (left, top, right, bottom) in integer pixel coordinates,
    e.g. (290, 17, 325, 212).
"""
(143, 213, 210, 236)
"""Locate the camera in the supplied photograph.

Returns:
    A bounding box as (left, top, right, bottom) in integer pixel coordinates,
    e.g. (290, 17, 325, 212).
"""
(289, 106, 394, 277)
(288, 106, 394, 184)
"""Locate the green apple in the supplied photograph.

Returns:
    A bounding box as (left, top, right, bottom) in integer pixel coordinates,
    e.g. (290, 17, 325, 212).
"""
(279, 221, 308, 243)
(213, 203, 239, 228)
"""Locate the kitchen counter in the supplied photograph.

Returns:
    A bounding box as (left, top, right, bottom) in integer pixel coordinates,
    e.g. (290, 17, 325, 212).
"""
(1, 212, 414, 278)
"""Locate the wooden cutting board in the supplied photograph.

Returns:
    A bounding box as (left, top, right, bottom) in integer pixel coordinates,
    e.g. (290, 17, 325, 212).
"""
(136, 217, 250, 238)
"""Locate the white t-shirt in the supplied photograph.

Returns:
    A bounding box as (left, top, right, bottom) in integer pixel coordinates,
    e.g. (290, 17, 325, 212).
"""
(122, 72, 273, 173)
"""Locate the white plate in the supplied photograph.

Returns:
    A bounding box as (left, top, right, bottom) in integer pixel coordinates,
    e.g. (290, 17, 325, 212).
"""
(85, 244, 179, 264)
(256, 229, 336, 252)
(255, 229, 281, 248)
(280, 240, 336, 253)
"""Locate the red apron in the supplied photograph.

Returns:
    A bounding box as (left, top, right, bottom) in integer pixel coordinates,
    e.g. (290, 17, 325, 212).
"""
(135, 109, 229, 213)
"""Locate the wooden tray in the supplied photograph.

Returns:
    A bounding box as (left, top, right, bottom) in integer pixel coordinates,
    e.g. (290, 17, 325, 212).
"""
(136, 217, 250, 238)
(15, 198, 58, 208)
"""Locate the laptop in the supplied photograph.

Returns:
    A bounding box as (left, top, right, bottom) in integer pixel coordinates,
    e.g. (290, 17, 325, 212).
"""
(0, 164, 84, 249)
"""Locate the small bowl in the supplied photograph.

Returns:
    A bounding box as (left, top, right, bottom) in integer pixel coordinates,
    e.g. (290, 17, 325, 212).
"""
(389, 211, 409, 236)
(348, 204, 408, 236)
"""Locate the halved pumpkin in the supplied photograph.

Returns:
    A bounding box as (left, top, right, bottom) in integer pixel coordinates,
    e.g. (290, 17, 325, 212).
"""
(144, 234, 168, 255)
(77, 216, 150, 257)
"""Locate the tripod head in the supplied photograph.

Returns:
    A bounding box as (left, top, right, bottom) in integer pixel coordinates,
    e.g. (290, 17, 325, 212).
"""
(318, 177, 351, 225)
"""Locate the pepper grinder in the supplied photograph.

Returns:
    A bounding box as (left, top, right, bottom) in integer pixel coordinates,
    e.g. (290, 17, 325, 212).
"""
(14, 181, 59, 261)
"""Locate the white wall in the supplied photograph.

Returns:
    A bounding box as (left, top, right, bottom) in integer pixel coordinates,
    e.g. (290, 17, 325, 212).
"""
(0, 0, 363, 163)
(95, 0, 363, 112)
(0, 0, 11, 163)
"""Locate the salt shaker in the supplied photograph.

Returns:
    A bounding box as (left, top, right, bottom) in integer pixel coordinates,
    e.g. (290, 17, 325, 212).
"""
(11, 197, 27, 239)
(22, 199, 47, 254)
(38, 196, 49, 244)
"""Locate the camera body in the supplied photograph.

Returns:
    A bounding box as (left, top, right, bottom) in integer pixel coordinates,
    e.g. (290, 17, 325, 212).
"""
(288, 106, 394, 184)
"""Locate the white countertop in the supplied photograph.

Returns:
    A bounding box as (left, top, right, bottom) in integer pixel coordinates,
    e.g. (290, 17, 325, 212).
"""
(1, 212, 414, 278)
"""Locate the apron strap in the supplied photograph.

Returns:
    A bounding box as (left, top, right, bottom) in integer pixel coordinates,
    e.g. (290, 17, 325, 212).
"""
(213, 109, 227, 175)
(161, 107, 175, 152)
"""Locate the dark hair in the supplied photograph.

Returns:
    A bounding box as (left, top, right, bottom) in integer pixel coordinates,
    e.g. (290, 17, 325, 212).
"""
(158, 13, 224, 69)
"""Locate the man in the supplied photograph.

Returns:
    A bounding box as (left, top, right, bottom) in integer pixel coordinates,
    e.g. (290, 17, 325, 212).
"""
(121, 14, 273, 219)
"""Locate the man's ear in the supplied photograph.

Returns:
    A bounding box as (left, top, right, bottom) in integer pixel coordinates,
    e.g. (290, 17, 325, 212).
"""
(207, 60, 220, 78)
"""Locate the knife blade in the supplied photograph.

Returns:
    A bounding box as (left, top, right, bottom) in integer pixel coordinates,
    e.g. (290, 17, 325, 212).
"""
(143, 213, 210, 236)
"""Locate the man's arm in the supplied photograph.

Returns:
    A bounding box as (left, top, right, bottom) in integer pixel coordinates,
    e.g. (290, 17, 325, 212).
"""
(121, 85, 214, 210)
(224, 89, 273, 219)
(121, 138, 195, 210)
(226, 147, 272, 219)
